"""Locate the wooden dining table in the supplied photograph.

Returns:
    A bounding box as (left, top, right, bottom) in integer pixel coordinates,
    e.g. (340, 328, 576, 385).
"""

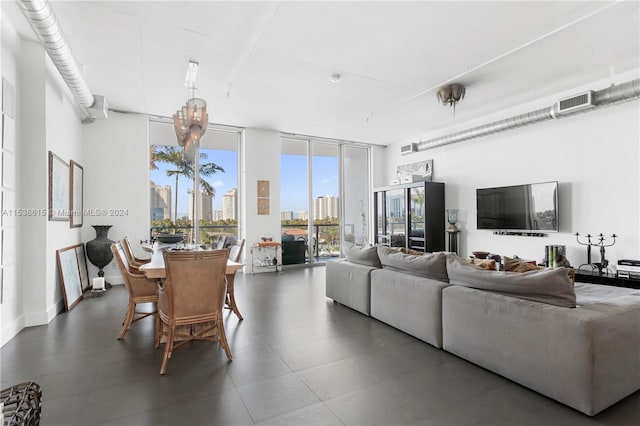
(139, 243, 245, 320)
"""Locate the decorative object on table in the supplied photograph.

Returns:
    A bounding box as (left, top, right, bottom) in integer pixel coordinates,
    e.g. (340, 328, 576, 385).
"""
(251, 241, 282, 274)
(56, 244, 84, 311)
(396, 160, 433, 183)
(575, 233, 617, 275)
(446, 209, 460, 255)
(86, 225, 114, 288)
(544, 245, 568, 268)
(69, 160, 84, 228)
(472, 251, 489, 259)
(48, 151, 69, 221)
(437, 83, 465, 115)
(156, 233, 185, 244)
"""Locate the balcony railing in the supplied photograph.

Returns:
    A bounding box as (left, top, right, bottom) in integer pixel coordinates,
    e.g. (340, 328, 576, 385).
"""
(149, 225, 238, 245)
(281, 223, 340, 263)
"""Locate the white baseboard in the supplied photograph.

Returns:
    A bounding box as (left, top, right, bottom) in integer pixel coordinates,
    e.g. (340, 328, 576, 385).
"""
(1, 314, 25, 347)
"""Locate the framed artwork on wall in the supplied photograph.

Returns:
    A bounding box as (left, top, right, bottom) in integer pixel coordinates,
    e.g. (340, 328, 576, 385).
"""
(69, 160, 84, 227)
(257, 198, 270, 215)
(257, 180, 270, 197)
(49, 151, 69, 221)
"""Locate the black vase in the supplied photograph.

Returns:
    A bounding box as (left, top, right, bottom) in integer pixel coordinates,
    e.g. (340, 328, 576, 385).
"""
(86, 225, 115, 288)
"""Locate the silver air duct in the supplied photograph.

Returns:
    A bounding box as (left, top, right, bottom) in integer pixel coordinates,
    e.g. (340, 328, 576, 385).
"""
(407, 78, 640, 153)
(17, 0, 105, 123)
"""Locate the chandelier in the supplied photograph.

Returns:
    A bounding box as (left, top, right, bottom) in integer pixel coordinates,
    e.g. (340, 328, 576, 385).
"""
(436, 83, 466, 114)
(173, 61, 208, 163)
(173, 97, 208, 163)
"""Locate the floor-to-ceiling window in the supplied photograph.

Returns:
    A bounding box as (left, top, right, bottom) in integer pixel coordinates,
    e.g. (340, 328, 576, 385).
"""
(149, 120, 241, 245)
(281, 136, 370, 265)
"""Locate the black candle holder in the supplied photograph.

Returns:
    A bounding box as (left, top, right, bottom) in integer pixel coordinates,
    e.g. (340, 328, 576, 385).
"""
(575, 232, 617, 275)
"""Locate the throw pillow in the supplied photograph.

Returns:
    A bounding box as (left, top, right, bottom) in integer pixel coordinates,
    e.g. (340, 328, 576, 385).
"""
(446, 256, 576, 308)
(344, 244, 381, 268)
(503, 256, 540, 273)
(400, 247, 426, 256)
(469, 258, 497, 271)
(377, 245, 448, 282)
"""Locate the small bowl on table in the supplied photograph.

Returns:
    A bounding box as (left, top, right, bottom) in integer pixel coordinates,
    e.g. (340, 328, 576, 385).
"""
(156, 234, 185, 244)
(472, 251, 490, 259)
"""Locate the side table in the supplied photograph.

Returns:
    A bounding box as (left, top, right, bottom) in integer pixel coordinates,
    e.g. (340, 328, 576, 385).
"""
(251, 242, 282, 274)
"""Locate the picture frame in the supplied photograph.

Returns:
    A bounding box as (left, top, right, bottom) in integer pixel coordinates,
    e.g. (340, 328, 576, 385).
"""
(257, 180, 270, 197)
(75, 244, 90, 292)
(257, 198, 270, 215)
(56, 244, 84, 311)
(69, 160, 84, 227)
(49, 151, 69, 221)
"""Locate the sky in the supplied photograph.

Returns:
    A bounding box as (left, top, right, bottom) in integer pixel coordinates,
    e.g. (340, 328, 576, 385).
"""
(151, 148, 338, 218)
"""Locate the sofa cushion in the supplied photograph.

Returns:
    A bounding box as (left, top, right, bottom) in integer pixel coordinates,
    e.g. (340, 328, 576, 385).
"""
(377, 245, 448, 283)
(446, 255, 576, 308)
(469, 258, 498, 270)
(344, 244, 381, 268)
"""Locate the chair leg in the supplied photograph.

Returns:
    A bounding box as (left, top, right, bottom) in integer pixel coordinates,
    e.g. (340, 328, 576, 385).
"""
(218, 319, 233, 361)
(154, 315, 162, 349)
(160, 325, 175, 375)
(117, 302, 135, 340)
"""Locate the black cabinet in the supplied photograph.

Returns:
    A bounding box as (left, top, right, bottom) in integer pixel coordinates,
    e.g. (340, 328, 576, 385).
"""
(374, 182, 445, 253)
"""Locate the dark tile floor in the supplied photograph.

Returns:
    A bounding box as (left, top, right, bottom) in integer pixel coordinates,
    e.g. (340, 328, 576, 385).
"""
(2, 267, 639, 425)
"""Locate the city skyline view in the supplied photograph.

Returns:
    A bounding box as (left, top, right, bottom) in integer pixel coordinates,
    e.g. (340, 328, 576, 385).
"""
(150, 147, 339, 220)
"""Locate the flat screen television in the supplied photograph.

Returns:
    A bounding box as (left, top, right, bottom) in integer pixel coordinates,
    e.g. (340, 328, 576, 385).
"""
(476, 181, 559, 232)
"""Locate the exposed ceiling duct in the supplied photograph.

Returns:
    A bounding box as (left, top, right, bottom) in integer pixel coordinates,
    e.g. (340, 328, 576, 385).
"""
(16, 0, 106, 123)
(403, 78, 640, 154)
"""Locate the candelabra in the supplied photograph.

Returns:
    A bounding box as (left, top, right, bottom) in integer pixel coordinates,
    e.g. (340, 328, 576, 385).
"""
(575, 233, 617, 275)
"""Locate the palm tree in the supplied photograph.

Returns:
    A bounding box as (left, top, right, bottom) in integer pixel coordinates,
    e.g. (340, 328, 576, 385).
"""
(152, 145, 224, 223)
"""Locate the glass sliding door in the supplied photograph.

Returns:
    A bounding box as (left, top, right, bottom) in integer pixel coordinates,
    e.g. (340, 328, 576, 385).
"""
(311, 142, 340, 261)
(280, 138, 310, 264)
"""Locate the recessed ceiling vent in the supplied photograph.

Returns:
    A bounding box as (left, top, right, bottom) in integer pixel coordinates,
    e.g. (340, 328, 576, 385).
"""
(556, 91, 595, 115)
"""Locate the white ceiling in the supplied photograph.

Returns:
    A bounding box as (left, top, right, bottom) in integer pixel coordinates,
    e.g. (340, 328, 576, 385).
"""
(5, 1, 640, 146)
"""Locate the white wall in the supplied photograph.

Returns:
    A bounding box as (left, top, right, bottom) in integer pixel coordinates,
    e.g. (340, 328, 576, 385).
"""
(82, 112, 150, 283)
(386, 72, 640, 268)
(2, 19, 86, 345)
(242, 128, 282, 270)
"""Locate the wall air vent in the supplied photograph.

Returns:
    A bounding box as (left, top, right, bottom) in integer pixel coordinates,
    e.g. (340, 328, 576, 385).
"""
(400, 143, 417, 155)
(556, 91, 595, 115)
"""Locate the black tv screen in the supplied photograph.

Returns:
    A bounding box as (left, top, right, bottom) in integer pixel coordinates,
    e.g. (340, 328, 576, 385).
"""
(476, 181, 559, 231)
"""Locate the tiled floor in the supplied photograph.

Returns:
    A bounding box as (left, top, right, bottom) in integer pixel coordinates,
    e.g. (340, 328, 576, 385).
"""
(2, 267, 639, 425)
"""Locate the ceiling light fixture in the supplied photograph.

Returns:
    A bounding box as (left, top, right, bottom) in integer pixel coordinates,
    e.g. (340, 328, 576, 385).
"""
(330, 73, 341, 83)
(173, 61, 208, 163)
(437, 83, 466, 115)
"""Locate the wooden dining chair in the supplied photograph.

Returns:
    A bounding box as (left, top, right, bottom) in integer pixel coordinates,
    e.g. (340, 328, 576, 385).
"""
(225, 239, 245, 320)
(215, 236, 227, 250)
(122, 236, 151, 271)
(155, 249, 232, 375)
(111, 242, 158, 339)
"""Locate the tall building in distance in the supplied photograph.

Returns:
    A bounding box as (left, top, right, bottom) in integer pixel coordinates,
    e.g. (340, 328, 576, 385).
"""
(150, 182, 171, 221)
(313, 195, 339, 220)
(188, 189, 213, 222)
(281, 211, 294, 221)
(222, 188, 238, 221)
(213, 210, 223, 221)
(298, 211, 309, 221)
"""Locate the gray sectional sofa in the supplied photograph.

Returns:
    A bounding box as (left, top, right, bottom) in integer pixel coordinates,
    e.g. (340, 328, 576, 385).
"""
(325, 245, 640, 416)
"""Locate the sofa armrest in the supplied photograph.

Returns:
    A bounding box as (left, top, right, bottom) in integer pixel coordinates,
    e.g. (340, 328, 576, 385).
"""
(326, 259, 377, 316)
